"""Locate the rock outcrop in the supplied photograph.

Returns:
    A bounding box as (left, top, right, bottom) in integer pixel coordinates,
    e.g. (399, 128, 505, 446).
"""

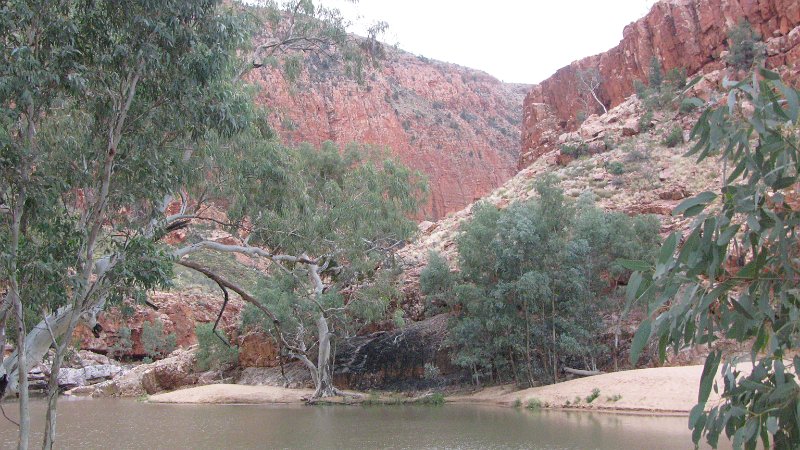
(75, 291, 244, 358)
(333, 314, 456, 390)
(520, 0, 800, 168)
(90, 348, 210, 397)
(246, 46, 529, 220)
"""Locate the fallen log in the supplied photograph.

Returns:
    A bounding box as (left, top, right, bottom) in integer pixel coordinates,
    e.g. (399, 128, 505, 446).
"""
(563, 367, 603, 377)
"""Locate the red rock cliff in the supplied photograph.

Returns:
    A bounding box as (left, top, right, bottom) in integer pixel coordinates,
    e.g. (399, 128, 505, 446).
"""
(520, 0, 800, 168)
(245, 48, 529, 220)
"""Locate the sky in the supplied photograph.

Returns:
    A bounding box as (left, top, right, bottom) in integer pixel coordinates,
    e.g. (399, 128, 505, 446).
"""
(316, 0, 659, 84)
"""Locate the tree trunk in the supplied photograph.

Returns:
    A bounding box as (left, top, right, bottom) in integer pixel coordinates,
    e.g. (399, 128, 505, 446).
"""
(312, 314, 336, 399)
(8, 185, 29, 450)
(42, 308, 82, 450)
(551, 295, 557, 383)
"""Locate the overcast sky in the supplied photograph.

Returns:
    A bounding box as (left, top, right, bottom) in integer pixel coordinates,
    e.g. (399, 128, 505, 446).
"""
(316, 0, 659, 84)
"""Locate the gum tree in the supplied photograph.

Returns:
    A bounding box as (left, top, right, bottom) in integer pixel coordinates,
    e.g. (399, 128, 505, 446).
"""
(627, 70, 800, 448)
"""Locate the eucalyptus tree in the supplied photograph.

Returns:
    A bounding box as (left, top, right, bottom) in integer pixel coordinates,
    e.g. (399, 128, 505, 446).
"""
(626, 70, 800, 448)
(1, 1, 252, 448)
(423, 178, 660, 386)
(174, 138, 426, 398)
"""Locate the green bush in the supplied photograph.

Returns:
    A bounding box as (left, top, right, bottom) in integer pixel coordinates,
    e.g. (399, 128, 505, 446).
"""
(605, 161, 625, 175)
(637, 109, 654, 132)
(526, 398, 543, 410)
(420, 251, 455, 313)
(585, 388, 600, 403)
(662, 126, 684, 148)
(633, 79, 648, 100)
(141, 320, 177, 360)
(108, 326, 133, 360)
(648, 56, 663, 89)
(195, 323, 239, 371)
(560, 142, 590, 158)
(435, 176, 661, 387)
(725, 20, 765, 71)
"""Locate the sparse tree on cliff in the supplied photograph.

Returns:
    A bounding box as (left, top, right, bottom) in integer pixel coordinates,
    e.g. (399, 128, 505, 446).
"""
(575, 67, 608, 117)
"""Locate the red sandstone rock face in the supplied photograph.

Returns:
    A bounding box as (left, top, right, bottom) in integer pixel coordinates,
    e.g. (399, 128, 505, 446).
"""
(245, 47, 529, 220)
(520, 0, 800, 168)
(75, 291, 244, 358)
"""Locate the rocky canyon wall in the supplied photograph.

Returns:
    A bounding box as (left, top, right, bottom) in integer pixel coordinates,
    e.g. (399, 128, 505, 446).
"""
(245, 47, 529, 220)
(520, 0, 800, 168)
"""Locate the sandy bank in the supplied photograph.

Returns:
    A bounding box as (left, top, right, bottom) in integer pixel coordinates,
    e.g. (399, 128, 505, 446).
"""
(148, 384, 313, 404)
(450, 364, 721, 414)
(147, 364, 724, 414)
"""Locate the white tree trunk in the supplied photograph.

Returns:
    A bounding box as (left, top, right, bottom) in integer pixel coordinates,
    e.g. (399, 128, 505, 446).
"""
(313, 314, 336, 399)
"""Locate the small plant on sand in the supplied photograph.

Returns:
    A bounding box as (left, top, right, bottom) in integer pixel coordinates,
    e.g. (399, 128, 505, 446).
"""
(526, 398, 543, 410)
(606, 394, 623, 402)
(585, 388, 601, 403)
(513, 398, 522, 408)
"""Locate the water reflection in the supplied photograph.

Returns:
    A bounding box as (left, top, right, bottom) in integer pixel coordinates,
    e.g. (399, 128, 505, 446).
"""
(0, 398, 729, 449)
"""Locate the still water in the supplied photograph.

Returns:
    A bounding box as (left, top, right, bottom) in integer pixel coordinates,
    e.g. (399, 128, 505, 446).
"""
(0, 398, 725, 449)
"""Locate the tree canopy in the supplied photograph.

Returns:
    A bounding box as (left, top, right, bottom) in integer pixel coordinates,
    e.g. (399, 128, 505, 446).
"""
(422, 177, 661, 386)
(627, 70, 800, 449)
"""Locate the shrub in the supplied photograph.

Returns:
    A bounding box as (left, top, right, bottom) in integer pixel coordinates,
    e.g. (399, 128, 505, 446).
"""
(414, 393, 445, 406)
(560, 142, 590, 158)
(725, 20, 765, 71)
(576, 111, 588, 124)
(141, 320, 177, 360)
(108, 326, 133, 360)
(648, 56, 663, 89)
(662, 126, 683, 148)
(585, 388, 601, 403)
(637, 109, 654, 132)
(420, 251, 455, 314)
(679, 98, 699, 114)
(633, 79, 648, 100)
(423, 362, 440, 380)
(459, 110, 478, 123)
(526, 398, 543, 410)
(195, 323, 239, 371)
(605, 161, 625, 175)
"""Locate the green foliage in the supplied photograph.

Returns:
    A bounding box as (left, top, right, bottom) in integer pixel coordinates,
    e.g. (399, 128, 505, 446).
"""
(662, 126, 684, 148)
(627, 70, 800, 448)
(648, 57, 664, 89)
(415, 392, 445, 406)
(638, 109, 654, 132)
(108, 327, 133, 360)
(607, 394, 622, 402)
(585, 388, 600, 403)
(0, 0, 254, 330)
(560, 142, 590, 158)
(605, 161, 626, 175)
(431, 177, 661, 386)
(526, 398, 543, 410)
(141, 320, 177, 360)
(634, 79, 648, 100)
(725, 20, 765, 71)
(195, 323, 239, 372)
(420, 251, 456, 314)
(637, 60, 689, 111)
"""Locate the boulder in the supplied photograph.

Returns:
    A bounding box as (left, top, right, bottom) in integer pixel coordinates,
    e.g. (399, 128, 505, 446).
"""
(140, 349, 198, 394)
